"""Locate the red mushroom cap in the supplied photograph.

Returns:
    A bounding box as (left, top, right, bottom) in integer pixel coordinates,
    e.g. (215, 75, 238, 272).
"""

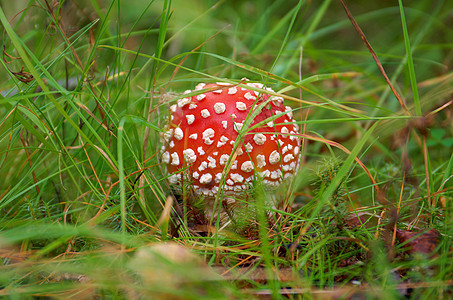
(161, 80, 301, 197)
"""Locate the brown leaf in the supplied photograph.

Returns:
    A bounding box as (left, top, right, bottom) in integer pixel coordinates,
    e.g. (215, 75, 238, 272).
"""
(396, 228, 440, 256)
(344, 212, 378, 230)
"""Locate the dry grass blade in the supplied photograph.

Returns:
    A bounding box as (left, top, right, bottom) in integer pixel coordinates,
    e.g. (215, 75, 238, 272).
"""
(339, 0, 410, 115)
(422, 134, 432, 205)
(42, 1, 109, 136)
(19, 131, 40, 195)
(79, 136, 107, 196)
(76, 102, 116, 137)
(156, 196, 173, 228)
(166, 25, 230, 88)
(0, 107, 16, 169)
(92, 144, 118, 173)
(294, 132, 380, 194)
(392, 172, 405, 248)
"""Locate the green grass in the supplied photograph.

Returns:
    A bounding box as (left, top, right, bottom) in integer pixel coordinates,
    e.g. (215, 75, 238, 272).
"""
(1, 0, 452, 298)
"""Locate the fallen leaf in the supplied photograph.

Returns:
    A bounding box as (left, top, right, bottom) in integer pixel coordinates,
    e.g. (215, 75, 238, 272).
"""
(396, 228, 440, 256)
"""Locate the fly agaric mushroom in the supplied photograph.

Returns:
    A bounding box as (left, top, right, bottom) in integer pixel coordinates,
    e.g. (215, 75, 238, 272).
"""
(160, 79, 301, 197)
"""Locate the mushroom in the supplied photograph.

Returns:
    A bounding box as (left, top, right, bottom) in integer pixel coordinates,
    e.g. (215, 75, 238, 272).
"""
(160, 79, 301, 197)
